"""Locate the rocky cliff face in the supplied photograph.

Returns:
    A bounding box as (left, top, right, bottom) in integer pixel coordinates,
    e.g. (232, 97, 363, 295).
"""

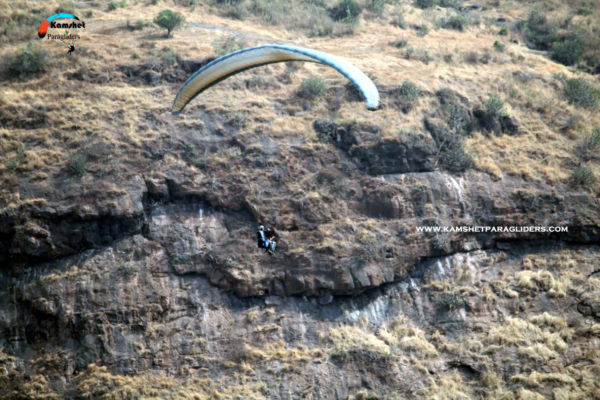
(2, 231, 599, 398)
(3, 95, 598, 298)
(1, 111, 599, 397)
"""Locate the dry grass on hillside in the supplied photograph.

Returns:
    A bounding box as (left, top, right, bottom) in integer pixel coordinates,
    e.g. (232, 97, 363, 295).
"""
(1, 0, 600, 203)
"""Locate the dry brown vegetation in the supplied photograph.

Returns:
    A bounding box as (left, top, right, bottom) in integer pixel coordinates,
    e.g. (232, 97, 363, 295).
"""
(1, 0, 599, 201)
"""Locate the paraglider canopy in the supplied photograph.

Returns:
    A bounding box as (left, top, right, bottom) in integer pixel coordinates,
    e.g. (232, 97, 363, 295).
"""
(172, 44, 380, 114)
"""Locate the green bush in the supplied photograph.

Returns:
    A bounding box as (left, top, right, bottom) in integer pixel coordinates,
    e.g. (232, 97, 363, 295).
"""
(415, 0, 435, 8)
(571, 166, 596, 187)
(213, 35, 246, 56)
(485, 94, 505, 118)
(444, 141, 473, 172)
(519, 8, 599, 72)
(8, 145, 26, 171)
(440, 15, 467, 31)
(551, 36, 584, 66)
(524, 9, 558, 50)
(499, 27, 508, 36)
(298, 77, 328, 99)
(430, 121, 473, 173)
(329, 0, 362, 24)
(404, 47, 433, 64)
(576, 127, 600, 161)
(68, 154, 88, 176)
(367, 0, 392, 13)
(414, 24, 429, 37)
(160, 46, 179, 64)
(390, 39, 408, 48)
(444, 103, 470, 136)
(108, 0, 127, 11)
(395, 80, 420, 110)
(127, 19, 151, 31)
(493, 40, 506, 52)
(0, 42, 48, 78)
(563, 78, 600, 109)
(154, 9, 185, 37)
(442, 290, 464, 311)
(438, 0, 462, 6)
(587, 127, 600, 148)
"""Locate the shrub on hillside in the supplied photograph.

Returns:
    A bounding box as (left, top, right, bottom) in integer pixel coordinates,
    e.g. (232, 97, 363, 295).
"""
(563, 78, 600, 109)
(390, 39, 408, 48)
(391, 80, 420, 112)
(519, 7, 600, 71)
(126, 19, 152, 31)
(108, 0, 127, 11)
(551, 35, 584, 66)
(524, 9, 558, 50)
(430, 121, 474, 173)
(415, 0, 435, 8)
(0, 42, 48, 78)
(485, 94, 505, 119)
(493, 40, 506, 52)
(438, 0, 462, 7)
(571, 166, 596, 188)
(414, 24, 429, 37)
(329, 0, 362, 24)
(68, 154, 88, 176)
(211, 0, 246, 18)
(366, 0, 400, 13)
(575, 127, 600, 161)
(367, 0, 392, 13)
(213, 35, 246, 56)
(443, 140, 473, 172)
(298, 77, 328, 99)
(442, 290, 465, 311)
(444, 103, 470, 136)
(440, 15, 467, 31)
(154, 9, 184, 37)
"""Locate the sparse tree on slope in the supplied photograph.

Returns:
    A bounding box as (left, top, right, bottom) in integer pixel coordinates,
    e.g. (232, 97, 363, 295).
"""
(154, 9, 184, 38)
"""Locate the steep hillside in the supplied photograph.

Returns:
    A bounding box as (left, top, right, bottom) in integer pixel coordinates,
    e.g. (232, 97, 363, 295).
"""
(1, 0, 599, 398)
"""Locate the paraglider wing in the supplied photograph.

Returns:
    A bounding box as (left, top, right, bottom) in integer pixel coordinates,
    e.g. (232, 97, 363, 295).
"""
(172, 44, 379, 114)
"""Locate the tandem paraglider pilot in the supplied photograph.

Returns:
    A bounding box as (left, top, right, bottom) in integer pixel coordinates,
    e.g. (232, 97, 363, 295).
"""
(257, 225, 276, 255)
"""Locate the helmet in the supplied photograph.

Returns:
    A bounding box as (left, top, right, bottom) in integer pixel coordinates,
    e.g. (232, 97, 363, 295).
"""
(258, 225, 264, 230)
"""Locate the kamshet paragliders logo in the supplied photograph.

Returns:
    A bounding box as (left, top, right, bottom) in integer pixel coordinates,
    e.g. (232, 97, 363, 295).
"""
(38, 13, 85, 55)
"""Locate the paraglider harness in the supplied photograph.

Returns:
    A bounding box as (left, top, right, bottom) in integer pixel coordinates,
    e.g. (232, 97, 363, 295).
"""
(257, 225, 276, 255)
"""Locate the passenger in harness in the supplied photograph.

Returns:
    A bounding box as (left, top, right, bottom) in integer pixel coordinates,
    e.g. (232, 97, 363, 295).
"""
(257, 225, 276, 255)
